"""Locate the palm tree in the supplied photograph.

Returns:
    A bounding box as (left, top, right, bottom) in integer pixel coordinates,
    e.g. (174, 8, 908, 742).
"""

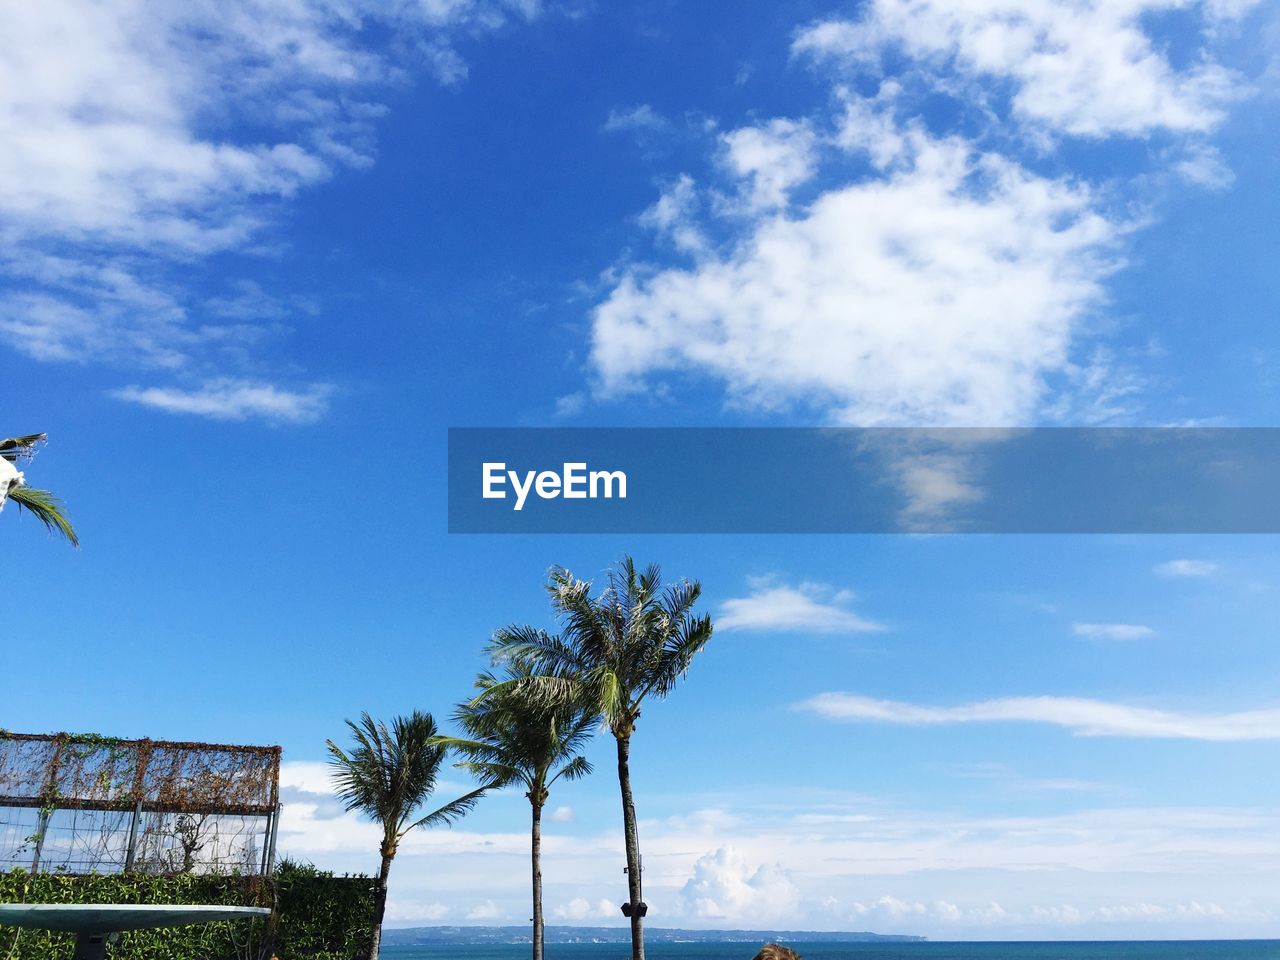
(487, 557, 714, 960)
(441, 667, 596, 960)
(1, 434, 77, 546)
(327, 711, 489, 960)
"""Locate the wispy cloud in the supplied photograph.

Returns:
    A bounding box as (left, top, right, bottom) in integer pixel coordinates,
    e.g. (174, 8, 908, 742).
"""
(112, 378, 334, 424)
(718, 578, 885, 633)
(603, 103, 670, 134)
(0, 1, 547, 418)
(799, 693, 1280, 740)
(793, 0, 1255, 139)
(1072, 622, 1156, 641)
(1156, 559, 1219, 577)
(937, 761, 1114, 795)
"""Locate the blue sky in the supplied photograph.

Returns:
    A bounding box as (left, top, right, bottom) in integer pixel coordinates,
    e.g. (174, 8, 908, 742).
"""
(5, 0, 1280, 941)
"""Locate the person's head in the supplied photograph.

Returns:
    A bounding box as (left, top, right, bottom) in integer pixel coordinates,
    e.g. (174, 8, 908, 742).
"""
(753, 945, 801, 960)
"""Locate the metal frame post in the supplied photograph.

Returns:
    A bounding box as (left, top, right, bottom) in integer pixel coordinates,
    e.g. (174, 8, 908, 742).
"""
(265, 802, 281, 875)
(29, 807, 51, 873)
(123, 800, 143, 871)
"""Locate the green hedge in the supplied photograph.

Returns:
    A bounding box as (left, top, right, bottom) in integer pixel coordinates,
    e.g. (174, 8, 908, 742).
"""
(0, 861, 372, 960)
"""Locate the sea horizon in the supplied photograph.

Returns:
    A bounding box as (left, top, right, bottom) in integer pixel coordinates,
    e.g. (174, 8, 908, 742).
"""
(381, 925, 1280, 945)
(380, 938, 1280, 959)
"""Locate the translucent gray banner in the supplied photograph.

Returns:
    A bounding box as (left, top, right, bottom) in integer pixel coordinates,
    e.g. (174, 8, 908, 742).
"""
(447, 428, 1280, 533)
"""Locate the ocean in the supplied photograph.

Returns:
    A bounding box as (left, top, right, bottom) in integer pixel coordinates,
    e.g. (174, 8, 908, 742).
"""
(382, 942, 1280, 960)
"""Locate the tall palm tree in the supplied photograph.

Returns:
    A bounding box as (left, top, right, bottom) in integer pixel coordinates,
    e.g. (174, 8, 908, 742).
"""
(327, 711, 489, 960)
(441, 667, 596, 960)
(1, 434, 78, 546)
(487, 557, 714, 960)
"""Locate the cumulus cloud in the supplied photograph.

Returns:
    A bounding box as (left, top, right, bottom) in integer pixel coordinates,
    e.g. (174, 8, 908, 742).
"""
(112, 378, 334, 424)
(592, 119, 1121, 425)
(1072, 622, 1157, 641)
(1156, 559, 1218, 577)
(799, 693, 1280, 740)
(548, 806, 577, 823)
(678, 847, 801, 925)
(718, 578, 885, 633)
(587, 0, 1261, 426)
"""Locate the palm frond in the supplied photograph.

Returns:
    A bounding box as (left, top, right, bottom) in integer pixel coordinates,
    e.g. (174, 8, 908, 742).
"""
(405, 784, 490, 833)
(454, 760, 523, 789)
(0, 434, 46, 463)
(487, 624, 588, 677)
(327, 710, 476, 845)
(548, 753, 592, 787)
(7, 485, 79, 546)
(647, 613, 714, 700)
(451, 659, 599, 801)
(466, 672, 583, 712)
(544, 557, 713, 722)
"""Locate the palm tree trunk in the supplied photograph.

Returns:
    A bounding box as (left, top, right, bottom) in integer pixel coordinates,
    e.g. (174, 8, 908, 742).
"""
(369, 852, 393, 960)
(615, 733, 644, 960)
(531, 798, 545, 960)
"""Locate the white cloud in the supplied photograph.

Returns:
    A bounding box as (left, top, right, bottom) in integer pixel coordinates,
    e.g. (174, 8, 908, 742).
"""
(1072, 622, 1157, 641)
(800, 693, 1280, 741)
(718, 578, 884, 633)
(678, 847, 801, 925)
(720, 118, 819, 212)
(554, 392, 587, 418)
(384, 900, 450, 923)
(466, 899, 504, 920)
(1156, 559, 1218, 577)
(548, 805, 577, 823)
(793, 0, 1255, 139)
(552, 897, 615, 920)
(603, 104, 670, 135)
(112, 378, 334, 423)
(845, 895, 1008, 926)
(0, 0, 545, 414)
(1174, 143, 1236, 189)
(588, 0, 1261, 426)
(1, 2, 369, 255)
(877, 437, 990, 526)
(281, 760, 335, 796)
(591, 120, 1121, 426)
(639, 175, 709, 256)
(273, 765, 1280, 938)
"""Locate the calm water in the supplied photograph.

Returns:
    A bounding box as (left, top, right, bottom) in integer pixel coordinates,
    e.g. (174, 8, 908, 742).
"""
(383, 942, 1280, 960)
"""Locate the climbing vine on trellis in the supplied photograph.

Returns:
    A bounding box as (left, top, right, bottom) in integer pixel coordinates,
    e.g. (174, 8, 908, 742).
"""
(0, 732, 280, 876)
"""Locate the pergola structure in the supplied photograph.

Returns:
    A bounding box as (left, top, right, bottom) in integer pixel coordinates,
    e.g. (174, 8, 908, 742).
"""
(0, 732, 281, 876)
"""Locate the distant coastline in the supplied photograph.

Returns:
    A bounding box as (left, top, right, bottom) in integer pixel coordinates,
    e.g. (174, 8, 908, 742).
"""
(382, 926, 926, 946)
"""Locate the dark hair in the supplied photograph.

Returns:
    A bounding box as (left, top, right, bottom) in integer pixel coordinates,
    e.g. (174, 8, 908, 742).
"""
(753, 945, 802, 960)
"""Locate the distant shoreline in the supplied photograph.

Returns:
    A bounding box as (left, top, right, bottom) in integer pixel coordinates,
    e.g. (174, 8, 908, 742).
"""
(382, 926, 926, 946)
